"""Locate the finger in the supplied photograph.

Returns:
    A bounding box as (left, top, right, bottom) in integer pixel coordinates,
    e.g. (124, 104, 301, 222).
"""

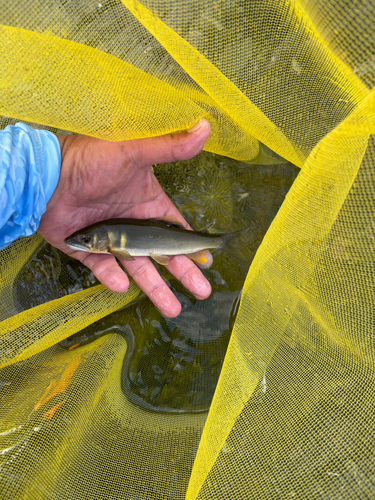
(150, 189, 214, 265)
(166, 254, 211, 300)
(79, 252, 130, 293)
(127, 118, 211, 168)
(122, 257, 182, 318)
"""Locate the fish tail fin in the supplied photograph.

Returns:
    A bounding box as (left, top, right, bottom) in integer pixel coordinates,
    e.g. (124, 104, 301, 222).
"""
(221, 229, 248, 261)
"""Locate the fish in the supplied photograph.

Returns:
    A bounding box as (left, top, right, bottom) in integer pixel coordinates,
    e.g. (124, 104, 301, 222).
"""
(64, 217, 242, 266)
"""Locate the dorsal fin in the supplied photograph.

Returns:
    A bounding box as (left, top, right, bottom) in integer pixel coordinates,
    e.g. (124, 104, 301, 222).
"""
(198, 218, 218, 234)
(148, 216, 185, 229)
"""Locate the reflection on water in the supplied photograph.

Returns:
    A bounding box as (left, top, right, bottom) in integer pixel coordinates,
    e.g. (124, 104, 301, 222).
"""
(14, 150, 298, 413)
(13, 244, 98, 311)
(123, 281, 240, 413)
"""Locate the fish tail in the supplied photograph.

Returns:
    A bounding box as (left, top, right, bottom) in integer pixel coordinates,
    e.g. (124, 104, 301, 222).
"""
(221, 229, 247, 261)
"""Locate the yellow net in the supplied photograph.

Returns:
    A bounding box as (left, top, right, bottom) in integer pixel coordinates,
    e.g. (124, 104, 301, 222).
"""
(1, 0, 374, 498)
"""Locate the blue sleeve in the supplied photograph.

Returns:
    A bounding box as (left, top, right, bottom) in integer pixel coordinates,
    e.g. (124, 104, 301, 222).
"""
(0, 123, 61, 250)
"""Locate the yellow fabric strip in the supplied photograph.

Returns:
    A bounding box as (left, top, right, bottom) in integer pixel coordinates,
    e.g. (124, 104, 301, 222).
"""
(0, 282, 141, 369)
(121, 0, 305, 166)
(296, 0, 373, 98)
(1, 24, 260, 161)
(0, 25, 206, 137)
(187, 88, 374, 498)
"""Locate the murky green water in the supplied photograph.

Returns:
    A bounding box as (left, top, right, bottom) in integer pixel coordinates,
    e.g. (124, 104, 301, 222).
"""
(14, 150, 298, 413)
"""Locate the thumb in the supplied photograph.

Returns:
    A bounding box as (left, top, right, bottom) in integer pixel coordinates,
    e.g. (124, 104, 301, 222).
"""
(127, 119, 211, 167)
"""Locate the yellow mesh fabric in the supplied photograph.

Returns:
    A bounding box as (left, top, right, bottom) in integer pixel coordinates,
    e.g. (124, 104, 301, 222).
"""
(1, 0, 374, 498)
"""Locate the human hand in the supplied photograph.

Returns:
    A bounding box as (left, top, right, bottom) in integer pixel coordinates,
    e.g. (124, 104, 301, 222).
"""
(37, 119, 212, 317)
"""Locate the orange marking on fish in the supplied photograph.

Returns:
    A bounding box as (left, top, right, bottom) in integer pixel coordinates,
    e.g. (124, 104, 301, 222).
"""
(68, 343, 80, 350)
(34, 356, 81, 411)
(187, 250, 208, 263)
(43, 400, 66, 420)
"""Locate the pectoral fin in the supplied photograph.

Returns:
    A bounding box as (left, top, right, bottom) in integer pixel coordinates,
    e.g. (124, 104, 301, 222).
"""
(187, 250, 208, 264)
(151, 254, 170, 265)
(110, 249, 135, 260)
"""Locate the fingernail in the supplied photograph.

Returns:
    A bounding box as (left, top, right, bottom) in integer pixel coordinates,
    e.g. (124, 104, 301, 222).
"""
(187, 119, 204, 133)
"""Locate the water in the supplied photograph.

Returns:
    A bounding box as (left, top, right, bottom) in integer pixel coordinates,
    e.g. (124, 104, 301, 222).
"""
(14, 150, 298, 413)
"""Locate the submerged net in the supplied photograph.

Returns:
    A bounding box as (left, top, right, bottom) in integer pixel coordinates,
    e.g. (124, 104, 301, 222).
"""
(0, 0, 374, 498)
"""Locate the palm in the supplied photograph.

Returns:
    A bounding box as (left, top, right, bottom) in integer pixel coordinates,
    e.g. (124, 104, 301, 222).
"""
(39, 136, 174, 251)
(38, 121, 212, 317)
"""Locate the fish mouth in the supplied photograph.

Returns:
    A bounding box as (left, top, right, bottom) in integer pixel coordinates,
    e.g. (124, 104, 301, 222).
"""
(64, 238, 91, 252)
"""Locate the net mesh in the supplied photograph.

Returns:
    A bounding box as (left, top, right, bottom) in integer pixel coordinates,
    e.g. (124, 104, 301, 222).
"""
(0, 0, 374, 498)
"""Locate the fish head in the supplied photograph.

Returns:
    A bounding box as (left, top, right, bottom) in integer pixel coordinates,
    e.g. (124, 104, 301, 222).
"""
(64, 228, 110, 254)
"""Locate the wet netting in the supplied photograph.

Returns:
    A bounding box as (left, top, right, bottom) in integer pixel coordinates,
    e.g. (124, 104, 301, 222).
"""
(1, 0, 374, 498)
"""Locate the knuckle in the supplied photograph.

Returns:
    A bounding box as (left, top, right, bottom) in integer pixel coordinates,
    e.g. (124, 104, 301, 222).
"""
(179, 264, 197, 284)
(131, 262, 150, 281)
(170, 137, 188, 162)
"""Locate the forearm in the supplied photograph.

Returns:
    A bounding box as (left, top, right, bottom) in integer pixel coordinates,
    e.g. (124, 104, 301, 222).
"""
(0, 123, 61, 249)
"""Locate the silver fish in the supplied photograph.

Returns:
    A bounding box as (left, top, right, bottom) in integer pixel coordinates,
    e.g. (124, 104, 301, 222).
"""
(64, 218, 240, 265)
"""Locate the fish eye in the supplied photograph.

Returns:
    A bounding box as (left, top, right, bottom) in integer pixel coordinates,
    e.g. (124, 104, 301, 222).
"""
(82, 236, 91, 244)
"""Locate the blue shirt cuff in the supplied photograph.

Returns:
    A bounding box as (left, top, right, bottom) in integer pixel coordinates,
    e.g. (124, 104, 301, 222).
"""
(0, 123, 61, 250)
